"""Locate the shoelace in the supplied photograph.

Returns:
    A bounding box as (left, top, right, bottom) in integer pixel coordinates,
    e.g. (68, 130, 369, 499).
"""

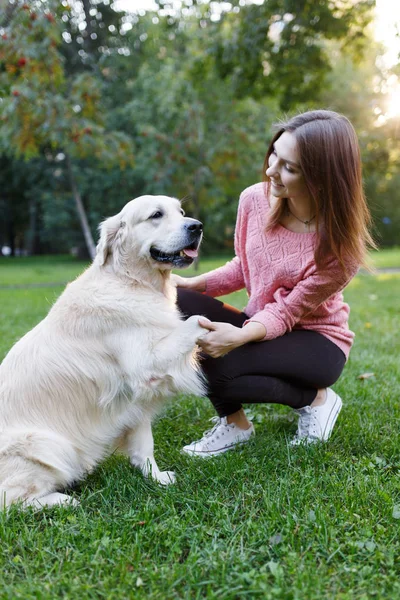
(202, 416, 225, 438)
(296, 406, 318, 439)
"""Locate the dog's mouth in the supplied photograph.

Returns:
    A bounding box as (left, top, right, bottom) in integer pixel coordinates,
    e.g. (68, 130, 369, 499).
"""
(150, 242, 199, 267)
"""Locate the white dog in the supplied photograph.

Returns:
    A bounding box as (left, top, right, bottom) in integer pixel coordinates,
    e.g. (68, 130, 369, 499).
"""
(0, 195, 206, 509)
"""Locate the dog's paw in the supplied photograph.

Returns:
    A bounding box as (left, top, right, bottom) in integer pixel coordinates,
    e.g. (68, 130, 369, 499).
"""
(154, 470, 176, 486)
(26, 493, 80, 510)
(185, 315, 210, 339)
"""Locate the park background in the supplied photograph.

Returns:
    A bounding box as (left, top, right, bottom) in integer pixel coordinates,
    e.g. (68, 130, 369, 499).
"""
(1, 1, 400, 599)
(0, 0, 400, 258)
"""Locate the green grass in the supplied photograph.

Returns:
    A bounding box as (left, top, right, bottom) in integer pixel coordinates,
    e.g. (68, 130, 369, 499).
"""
(0, 255, 89, 286)
(1, 256, 400, 599)
(368, 247, 400, 269)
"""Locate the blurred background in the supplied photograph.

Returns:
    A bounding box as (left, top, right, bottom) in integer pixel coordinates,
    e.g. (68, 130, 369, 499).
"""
(0, 0, 399, 260)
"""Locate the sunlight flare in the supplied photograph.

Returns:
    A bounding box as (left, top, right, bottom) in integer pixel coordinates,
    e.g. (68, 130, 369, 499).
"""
(385, 84, 400, 118)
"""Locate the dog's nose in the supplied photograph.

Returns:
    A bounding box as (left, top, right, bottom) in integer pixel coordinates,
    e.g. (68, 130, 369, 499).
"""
(185, 220, 203, 233)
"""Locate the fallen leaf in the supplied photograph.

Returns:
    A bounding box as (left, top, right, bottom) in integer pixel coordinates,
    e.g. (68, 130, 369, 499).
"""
(267, 561, 283, 578)
(308, 509, 316, 522)
(393, 504, 400, 519)
(365, 541, 376, 552)
(269, 533, 282, 546)
(357, 373, 375, 380)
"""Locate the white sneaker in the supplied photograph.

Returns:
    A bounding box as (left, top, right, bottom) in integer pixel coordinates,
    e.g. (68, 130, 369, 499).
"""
(182, 416, 255, 457)
(290, 388, 343, 446)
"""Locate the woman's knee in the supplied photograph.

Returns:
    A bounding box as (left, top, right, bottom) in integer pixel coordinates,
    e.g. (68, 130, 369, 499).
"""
(176, 289, 204, 318)
(311, 362, 346, 389)
(177, 288, 246, 325)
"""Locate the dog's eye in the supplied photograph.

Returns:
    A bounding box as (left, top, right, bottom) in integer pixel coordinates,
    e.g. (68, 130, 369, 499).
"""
(149, 211, 163, 220)
(180, 208, 185, 216)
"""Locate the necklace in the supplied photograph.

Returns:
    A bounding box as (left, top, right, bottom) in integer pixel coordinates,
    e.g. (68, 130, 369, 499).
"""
(286, 206, 316, 231)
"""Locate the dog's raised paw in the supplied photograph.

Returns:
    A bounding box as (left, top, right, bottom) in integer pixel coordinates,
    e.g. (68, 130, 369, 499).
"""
(185, 315, 210, 340)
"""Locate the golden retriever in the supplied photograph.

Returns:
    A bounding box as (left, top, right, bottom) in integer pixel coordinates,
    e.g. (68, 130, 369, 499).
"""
(0, 195, 206, 509)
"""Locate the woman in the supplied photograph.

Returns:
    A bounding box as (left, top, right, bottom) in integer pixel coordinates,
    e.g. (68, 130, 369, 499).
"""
(174, 110, 374, 456)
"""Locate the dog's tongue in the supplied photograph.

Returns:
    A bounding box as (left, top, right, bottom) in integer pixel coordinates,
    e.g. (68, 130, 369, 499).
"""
(183, 247, 198, 258)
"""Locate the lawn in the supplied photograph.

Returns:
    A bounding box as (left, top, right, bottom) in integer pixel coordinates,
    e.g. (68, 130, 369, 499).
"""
(368, 246, 400, 270)
(1, 254, 400, 599)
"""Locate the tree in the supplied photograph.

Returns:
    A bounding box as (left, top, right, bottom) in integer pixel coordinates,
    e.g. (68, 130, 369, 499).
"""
(122, 56, 278, 253)
(0, 156, 31, 255)
(1, 0, 396, 255)
(154, 0, 375, 110)
(318, 41, 400, 246)
(0, 1, 134, 258)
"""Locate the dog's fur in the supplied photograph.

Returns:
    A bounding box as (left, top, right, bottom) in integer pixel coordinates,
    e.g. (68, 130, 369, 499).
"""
(0, 195, 206, 509)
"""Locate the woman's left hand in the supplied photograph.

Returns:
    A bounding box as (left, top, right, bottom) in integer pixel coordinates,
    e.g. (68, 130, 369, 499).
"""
(195, 318, 246, 358)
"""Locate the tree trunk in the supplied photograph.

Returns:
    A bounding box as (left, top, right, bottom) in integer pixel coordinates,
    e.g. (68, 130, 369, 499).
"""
(3, 195, 15, 257)
(81, 0, 93, 37)
(81, 0, 94, 56)
(1, 1, 19, 27)
(8, 211, 15, 257)
(26, 196, 38, 255)
(66, 154, 96, 260)
(192, 168, 204, 272)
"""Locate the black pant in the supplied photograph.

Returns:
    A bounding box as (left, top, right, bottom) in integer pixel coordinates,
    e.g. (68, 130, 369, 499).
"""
(177, 289, 346, 417)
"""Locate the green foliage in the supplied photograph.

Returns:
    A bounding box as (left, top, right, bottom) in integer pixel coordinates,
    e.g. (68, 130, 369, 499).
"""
(185, 0, 375, 110)
(318, 43, 400, 247)
(0, 0, 399, 254)
(0, 3, 134, 166)
(122, 59, 278, 251)
(1, 3, 65, 156)
(0, 1, 135, 255)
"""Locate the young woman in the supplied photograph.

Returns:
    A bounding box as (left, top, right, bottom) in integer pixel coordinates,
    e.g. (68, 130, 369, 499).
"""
(174, 110, 374, 456)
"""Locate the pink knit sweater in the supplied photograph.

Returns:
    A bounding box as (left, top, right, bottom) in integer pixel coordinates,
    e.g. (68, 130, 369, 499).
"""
(205, 182, 359, 359)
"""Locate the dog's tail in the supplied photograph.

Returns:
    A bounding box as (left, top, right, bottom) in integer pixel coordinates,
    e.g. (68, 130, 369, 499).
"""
(0, 429, 81, 509)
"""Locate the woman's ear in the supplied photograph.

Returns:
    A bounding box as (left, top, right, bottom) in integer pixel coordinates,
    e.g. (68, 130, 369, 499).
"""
(96, 213, 126, 266)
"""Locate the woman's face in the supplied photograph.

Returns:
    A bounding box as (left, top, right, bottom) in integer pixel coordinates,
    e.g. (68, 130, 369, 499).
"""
(266, 132, 311, 203)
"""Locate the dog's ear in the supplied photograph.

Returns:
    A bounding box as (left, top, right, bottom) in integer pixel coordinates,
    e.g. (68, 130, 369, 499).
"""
(96, 214, 126, 266)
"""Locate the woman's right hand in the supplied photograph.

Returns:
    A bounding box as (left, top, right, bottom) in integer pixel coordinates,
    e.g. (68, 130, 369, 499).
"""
(171, 273, 207, 292)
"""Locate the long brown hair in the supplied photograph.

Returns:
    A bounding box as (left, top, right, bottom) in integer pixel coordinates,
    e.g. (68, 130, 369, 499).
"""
(263, 110, 375, 274)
